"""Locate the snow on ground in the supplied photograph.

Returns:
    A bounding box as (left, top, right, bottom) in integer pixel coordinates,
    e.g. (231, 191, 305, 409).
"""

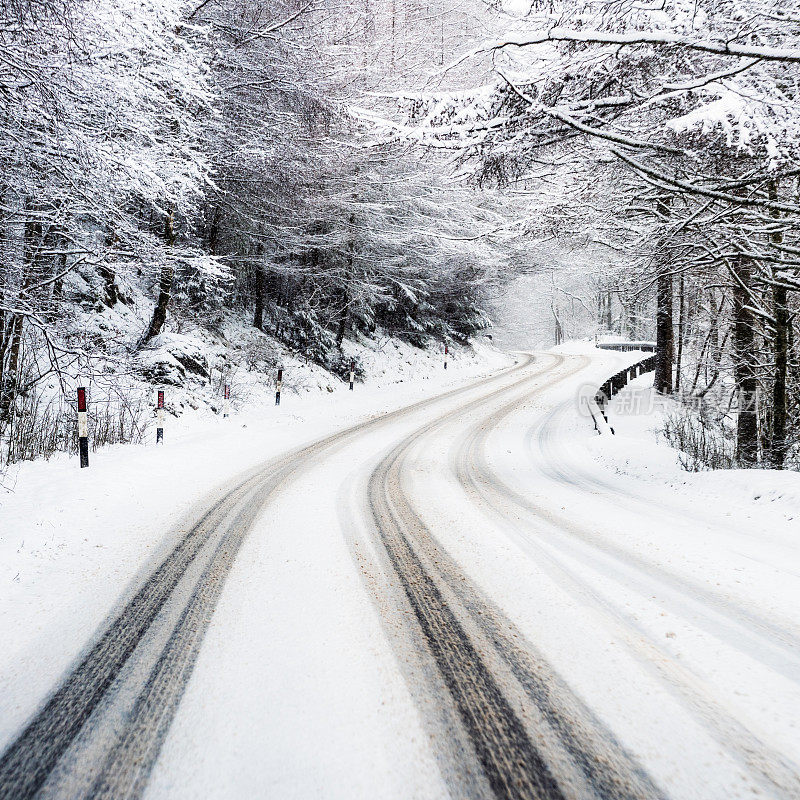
(3, 339, 799, 799)
(543, 349, 800, 631)
(586, 369, 799, 530)
(403, 345, 800, 798)
(538, 351, 800, 792)
(0, 337, 509, 753)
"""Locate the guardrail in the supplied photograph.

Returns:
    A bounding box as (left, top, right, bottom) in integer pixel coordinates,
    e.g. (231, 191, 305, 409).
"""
(596, 341, 656, 353)
(587, 345, 658, 435)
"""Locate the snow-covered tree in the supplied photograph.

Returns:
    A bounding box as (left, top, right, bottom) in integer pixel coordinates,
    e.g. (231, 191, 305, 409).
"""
(386, 0, 800, 467)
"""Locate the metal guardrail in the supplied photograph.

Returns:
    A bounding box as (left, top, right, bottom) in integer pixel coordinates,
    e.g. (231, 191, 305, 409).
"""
(590, 346, 658, 435)
(596, 341, 656, 353)
(585, 397, 615, 436)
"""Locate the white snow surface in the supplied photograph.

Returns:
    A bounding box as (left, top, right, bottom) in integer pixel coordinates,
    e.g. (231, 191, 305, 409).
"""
(404, 347, 800, 798)
(0, 339, 507, 753)
(2, 341, 799, 799)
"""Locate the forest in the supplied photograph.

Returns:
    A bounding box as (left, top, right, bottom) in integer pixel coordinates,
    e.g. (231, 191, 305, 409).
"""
(2, 0, 799, 470)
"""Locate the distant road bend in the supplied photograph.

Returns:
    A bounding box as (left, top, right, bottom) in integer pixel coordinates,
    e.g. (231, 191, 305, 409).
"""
(1, 351, 796, 799)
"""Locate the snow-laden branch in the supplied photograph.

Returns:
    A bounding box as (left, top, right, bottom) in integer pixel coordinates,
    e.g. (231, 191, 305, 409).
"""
(459, 28, 800, 65)
(496, 69, 684, 155)
(609, 148, 800, 214)
(660, 59, 762, 91)
(238, 2, 315, 45)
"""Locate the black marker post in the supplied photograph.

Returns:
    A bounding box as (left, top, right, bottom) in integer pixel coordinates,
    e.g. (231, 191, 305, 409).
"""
(77, 387, 89, 468)
(156, 390, 165, 443)
(275, 367, 283, 406)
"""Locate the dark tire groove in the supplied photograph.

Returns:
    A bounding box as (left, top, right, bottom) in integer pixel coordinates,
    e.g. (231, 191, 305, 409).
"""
(372, 478, 565, 800)
(367, 355, 663, 799)
(89, 490, 266, 799)
(0, 472, 264, 800)
(457, 357, 798, 799)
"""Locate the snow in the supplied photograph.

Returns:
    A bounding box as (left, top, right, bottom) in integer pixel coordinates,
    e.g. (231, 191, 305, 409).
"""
(144, 412, 454, 800)
(0, 338, 509, 755)
(476, 28, 800, 63)
(403, 347, 800, 798)
(2, 341, 799, 799)
(137, 332, 211, 385)
(150, 345, 800, 798)
(588, 371, 800, 528)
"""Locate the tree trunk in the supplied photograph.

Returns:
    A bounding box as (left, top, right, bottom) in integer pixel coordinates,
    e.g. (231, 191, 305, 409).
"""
(552, 303, 563, 345)
(771, 282, 788, 468)
(337, 210, 356, 348)
(253, 266, 266, 330)
(143, 208, 176, 344)
(336, 292, 348, 347)
(768, 180, 788, 469)
(674, 274, 685, 393)
(732, 254, 758, 467)
(99, 266, 118, 307)
(98, 221, 120, 307)
(0, 313, 23, 424)
(654, 267, 674, 394)
(0, 201, 35, 423)
(654, 197, 674, 394)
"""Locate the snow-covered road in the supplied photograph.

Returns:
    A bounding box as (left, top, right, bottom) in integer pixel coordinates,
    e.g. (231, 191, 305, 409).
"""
(2, 350, 799, 800)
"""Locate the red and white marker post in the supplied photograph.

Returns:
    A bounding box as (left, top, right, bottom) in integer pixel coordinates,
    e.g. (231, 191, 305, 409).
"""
(349, 360, 355, 391)
(156, 390, 165, 443)
(77, 386, 89, 468)
(444, 343, 449, 370)
(223, 384, 230, 418)
(275, 367, 283, 406)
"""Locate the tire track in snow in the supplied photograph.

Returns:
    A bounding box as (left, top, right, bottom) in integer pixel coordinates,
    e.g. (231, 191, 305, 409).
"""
(0, 468, 268, 800)
(452, 364, 800, 799)
(366, 354, 661, 800)
(535, 398, 799, 556)
(0, 355, 532, 800)
(528, 402, 800, 679)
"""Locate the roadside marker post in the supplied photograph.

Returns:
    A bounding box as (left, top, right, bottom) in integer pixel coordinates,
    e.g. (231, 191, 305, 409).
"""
(223, 384, 230, 418)
(586, 397, 599, 433)
(444, 343, 448, 370)
(349, 360, 355, 391)
(77, 387, 89, 469)
(275, 367, 283, 406)
(156, 390, 165, 444)
(598, 385, 610, 423)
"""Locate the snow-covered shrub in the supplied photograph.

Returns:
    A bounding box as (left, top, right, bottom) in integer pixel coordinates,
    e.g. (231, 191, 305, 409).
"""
(241, 338, 280, 374)
(659, 405, 735, 472)
(3, 387, 150, 467)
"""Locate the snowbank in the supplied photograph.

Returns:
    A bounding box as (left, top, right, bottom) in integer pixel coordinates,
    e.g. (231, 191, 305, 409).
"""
(581, 371, 800, 529)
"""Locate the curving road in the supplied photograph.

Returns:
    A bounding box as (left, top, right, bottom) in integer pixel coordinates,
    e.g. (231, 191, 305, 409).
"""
(2, 351, 798, 800)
